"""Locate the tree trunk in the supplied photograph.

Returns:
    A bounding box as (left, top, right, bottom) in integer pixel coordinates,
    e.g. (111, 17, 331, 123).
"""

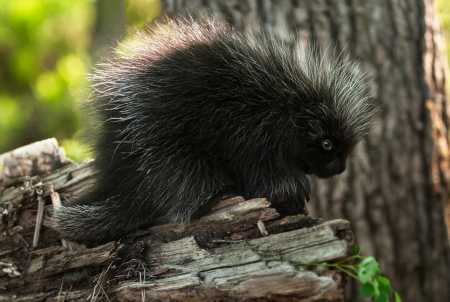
(161, 0, 450, 301)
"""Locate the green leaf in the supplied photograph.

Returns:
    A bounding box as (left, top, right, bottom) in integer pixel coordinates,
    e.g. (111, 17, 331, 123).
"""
(351, 244, 361, 256)
(373, 277, 380, 295)
(375, 291, 390, 302)
(394, 292, 402, 302)
(360, 283, 375, 298)
(358, 256, 380, 283)
(377, 276, 392, 297)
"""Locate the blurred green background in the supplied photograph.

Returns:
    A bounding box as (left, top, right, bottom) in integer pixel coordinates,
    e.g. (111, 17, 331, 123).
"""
(0, 0, 160, 162)
(0, 0, 449, 163)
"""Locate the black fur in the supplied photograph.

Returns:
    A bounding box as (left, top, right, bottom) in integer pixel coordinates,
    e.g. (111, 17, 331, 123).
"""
(49, 18, 375, 244)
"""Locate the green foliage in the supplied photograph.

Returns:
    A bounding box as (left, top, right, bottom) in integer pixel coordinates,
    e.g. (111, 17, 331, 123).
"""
(0, 0, 161, 162)
(0, 0, 94, 158)
(296, 244, 402, 302)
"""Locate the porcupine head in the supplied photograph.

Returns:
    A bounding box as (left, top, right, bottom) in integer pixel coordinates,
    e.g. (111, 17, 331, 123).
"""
(47, 18, 376, 245)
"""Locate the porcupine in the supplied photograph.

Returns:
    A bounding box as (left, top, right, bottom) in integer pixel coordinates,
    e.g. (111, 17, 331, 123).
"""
(48, 18, 376, 245)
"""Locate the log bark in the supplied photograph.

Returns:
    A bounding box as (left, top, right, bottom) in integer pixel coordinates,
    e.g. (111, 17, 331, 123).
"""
(0, 138, 72, 181)
(160, 0, 450, 300)
(0, 139, 353, 301)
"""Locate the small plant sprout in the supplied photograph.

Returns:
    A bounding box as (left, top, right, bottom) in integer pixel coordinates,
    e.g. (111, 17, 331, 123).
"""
(296, 244, 402, 302)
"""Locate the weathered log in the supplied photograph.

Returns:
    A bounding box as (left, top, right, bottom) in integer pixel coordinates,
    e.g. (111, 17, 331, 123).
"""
(0, 139, 355, 301)
(0, 138, 72, 181)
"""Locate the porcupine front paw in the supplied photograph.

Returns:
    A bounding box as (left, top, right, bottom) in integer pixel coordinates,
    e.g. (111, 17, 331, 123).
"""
(269, 191, 309, 216)
(289, 189, 310, 216)
(297, 182, 310, 215)
(285, 175, 310, 215)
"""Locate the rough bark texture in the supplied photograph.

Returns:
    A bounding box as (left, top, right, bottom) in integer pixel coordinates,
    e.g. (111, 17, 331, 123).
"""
(0, 139, 353, 301)
(160, 0, 450, 301)
(0, 138, 72, 180)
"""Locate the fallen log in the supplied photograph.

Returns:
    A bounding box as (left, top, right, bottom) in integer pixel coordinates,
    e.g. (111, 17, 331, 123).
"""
(0, 139, 354, 301)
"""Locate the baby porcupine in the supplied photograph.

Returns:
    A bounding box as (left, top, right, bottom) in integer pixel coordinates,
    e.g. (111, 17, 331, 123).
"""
(49, 18, 375, 244)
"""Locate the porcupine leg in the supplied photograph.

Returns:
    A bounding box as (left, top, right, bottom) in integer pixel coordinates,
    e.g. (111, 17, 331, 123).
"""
(239, 164, 310, 216)
(267, 169, 310, 216)
(156, 155, 238, 224)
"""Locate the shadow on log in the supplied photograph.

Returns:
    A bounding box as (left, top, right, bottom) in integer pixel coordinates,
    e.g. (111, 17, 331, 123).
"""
(0, 139, 354, 301)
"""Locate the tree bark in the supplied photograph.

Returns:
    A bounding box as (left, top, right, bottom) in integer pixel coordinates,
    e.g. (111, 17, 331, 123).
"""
(160, 0, 450, 301)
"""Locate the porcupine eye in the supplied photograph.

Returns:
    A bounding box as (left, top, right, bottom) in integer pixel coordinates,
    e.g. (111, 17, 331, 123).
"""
(321, 139, 333, 151)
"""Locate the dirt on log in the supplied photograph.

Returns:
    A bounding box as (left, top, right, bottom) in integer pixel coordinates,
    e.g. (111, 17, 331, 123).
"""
(0, 139, 354, 301)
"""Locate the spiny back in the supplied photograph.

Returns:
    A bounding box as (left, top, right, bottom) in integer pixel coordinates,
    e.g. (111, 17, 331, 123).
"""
(91, 18, 374, 155)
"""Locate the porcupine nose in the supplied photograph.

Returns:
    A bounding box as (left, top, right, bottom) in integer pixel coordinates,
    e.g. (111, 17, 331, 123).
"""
(328, 160, 346, 176)
(314, 160, 347, 179)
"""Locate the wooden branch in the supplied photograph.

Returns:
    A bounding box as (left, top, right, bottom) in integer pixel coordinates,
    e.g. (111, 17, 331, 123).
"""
(0, 138, 73, 181)
(0, 139, 355, 301)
